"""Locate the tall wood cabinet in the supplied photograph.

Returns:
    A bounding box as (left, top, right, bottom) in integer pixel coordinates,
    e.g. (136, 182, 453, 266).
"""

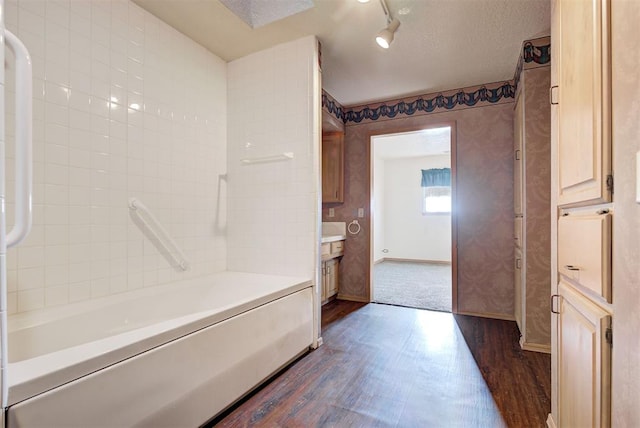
(550, 0, 613, 426)
(513, 39, 551, 352)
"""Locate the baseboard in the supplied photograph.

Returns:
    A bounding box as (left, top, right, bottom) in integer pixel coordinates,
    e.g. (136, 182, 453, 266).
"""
(519, 337, 551, 354)
(381, 257, 451, 265)
(546, 413, 557, 428)
(337, 294, 369, 303)
(455, 310, 516, 321)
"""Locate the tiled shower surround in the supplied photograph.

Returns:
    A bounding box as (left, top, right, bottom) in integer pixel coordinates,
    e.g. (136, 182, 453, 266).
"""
(2, 1, 315, 315)
(227, 37, 320, 278)
(4, 0, 227, 313)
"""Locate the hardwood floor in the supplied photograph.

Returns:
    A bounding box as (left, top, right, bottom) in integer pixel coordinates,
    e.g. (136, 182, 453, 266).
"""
(454, 314, 551, 427)
(208, 300, 550, 427)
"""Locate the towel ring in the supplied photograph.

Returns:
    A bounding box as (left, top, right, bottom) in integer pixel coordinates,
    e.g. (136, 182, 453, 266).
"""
(348, 220, 361, 235)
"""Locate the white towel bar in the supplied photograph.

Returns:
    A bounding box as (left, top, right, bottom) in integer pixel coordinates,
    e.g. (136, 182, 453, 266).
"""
(241, 152, 294, 165)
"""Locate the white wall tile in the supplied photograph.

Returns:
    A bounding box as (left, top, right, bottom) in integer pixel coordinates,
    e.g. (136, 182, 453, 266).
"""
(4, 0, 315, 316)
(227, 36, 319, 279)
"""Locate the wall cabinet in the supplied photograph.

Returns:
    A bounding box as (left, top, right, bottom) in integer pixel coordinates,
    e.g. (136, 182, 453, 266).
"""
(322, 132, 344, 203)
(551, 0, 613, 426)
(513, 50, 551, 352)
(557, 0, 611, 207)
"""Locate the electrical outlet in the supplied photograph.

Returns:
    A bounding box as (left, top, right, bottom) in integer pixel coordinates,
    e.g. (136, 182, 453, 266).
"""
(328, 208, 335, 217)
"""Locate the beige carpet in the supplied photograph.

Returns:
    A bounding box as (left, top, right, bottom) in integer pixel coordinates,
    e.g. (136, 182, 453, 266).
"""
(373, 261, 452, 312)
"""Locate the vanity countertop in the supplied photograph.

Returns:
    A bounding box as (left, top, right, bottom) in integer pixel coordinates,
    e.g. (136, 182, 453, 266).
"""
(321, 234, 346, 243)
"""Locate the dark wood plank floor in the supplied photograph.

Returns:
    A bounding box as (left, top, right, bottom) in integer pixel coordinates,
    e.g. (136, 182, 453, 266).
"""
(209, 300, 550, 427)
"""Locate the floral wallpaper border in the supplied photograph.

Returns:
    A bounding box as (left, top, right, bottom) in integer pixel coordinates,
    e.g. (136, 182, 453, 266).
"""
(322, 91, 345, 123)
(322, 82, 516, 126)
(342, 82, 514, 124)
(514, 36, 551, 90)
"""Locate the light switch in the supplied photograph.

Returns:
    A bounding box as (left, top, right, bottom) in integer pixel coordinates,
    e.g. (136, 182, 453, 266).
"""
(328, 208, 335, 217)
(358, 208, 364, 218)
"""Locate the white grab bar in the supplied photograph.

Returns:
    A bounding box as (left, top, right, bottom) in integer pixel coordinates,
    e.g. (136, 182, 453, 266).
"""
(2, 29, 33, 410)
(5, 30, 33, 248)
(128, 198, 190, 271)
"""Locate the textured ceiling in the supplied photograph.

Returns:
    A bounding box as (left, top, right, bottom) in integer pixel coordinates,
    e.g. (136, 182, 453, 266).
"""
(133, 0, 550, 106)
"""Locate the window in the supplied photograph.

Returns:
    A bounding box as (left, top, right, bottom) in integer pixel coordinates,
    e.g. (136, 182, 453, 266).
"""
(421, 168, 451, 214)
(423, 186, 451, 213)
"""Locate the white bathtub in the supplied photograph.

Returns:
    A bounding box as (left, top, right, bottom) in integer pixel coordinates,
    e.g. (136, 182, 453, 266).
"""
(6, 272, 314, 427)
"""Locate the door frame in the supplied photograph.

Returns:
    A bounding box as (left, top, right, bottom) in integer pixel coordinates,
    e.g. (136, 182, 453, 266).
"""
(367, 121, 458, 313)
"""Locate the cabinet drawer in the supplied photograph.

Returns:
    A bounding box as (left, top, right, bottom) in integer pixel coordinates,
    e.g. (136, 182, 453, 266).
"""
(558, 212, 611, 303)
(514, 217, 523, 249)
(330, 241, 344, 254)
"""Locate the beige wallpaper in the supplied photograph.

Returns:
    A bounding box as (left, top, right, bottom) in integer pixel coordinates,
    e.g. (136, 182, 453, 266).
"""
(611, 1, 640, 425)
(324, 96, 515, 318)
(522, 66, 551, 347)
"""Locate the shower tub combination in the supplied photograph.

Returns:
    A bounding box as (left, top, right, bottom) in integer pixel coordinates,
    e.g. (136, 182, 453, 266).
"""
(5, 272, 314, 427)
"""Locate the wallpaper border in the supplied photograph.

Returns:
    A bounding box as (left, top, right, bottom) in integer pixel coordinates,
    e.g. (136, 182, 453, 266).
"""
(322, 91, 345, 124)
(514, 36, 551, 90)
(341, 81, 515, 125)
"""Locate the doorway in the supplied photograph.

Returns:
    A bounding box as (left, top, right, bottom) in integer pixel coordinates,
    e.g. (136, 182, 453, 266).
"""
(370, 125, 456, 312)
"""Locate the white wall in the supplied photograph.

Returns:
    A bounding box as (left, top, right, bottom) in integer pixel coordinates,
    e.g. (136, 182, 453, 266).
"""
(226, 36, 320, 279)
(4, 0, 228, 313)
(382, 155, 451, 262)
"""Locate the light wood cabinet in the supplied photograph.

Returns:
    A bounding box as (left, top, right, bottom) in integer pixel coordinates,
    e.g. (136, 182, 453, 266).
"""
(558, 211, 612, 304)
(321, 240, 344, 304)
(557, 0, 611, 207)
(514, 94, 524, 216)
(551, 0, 613, 426)
(514, 247, 523, 331)
(322, 132, 344, 203)
(513, 46, 551, 352)
(324, 258, 339, 299)
(557, 281, 611, 428)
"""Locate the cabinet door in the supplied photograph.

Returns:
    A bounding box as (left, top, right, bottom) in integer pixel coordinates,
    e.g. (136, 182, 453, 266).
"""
(558, 281, 611, 428)
(557, 0, 611, 206)
(321, 261, 327, 302)
(514, 93, 524, 215)
(514, 216, 523, 249)
(325, 258, 339, 298)
(322, 132, 344, 203)
(514, 247, 523, 332)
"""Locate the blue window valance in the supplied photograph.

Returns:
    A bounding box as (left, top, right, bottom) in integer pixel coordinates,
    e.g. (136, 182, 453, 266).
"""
(421, 168, 451, 187)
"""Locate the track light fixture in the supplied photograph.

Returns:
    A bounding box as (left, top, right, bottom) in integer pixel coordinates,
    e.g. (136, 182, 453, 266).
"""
(375, 0, 400, 49)
(376, 18, 400, 49)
